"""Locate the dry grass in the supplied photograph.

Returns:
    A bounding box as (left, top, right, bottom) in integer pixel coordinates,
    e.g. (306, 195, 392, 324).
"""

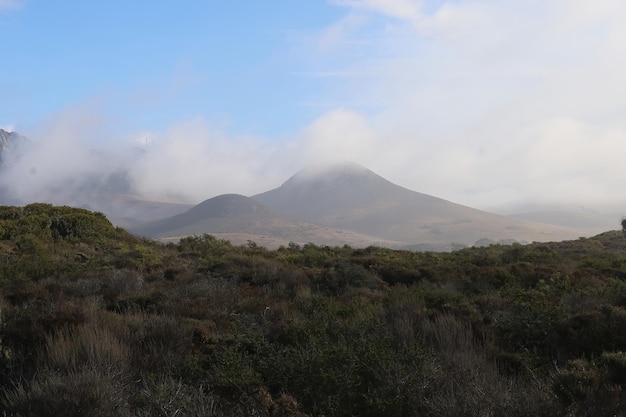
(45, 323, 130, 374)
(418, 313, 559, 417)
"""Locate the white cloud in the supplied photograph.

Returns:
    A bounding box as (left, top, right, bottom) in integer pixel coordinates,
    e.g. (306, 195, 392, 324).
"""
(0, 103, 126, 203)
(5, 0, 626, 216)
(519, 118, 626, 205)
(0, 109, 288, 205)
(312, 0, 626, 211)
(296, 108, 377, 166)
(127, 117, 287, 202)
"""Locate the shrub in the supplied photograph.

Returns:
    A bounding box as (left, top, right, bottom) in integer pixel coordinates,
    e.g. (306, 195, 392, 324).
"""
(3, 368, 131, 417)
(44, 323, 130, 375)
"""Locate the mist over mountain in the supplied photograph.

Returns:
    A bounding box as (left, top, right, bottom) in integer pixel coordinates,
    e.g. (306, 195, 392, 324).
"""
(0, 129, 187, 223)
(0, 128, 29, 165)
(0, 130, 611, 249)
(253, 162, 582, 246)
(130, 161, 588, 249)
(507, 205, 618, 232)
(0, 129, 31, 205)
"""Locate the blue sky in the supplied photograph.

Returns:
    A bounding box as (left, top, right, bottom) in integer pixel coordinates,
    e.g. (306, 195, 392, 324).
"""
(2, 1, 626, 212)
(1, 1, 346, 137)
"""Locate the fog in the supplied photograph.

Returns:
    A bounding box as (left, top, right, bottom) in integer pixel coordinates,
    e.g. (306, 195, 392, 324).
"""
(3, 0, 626, 216)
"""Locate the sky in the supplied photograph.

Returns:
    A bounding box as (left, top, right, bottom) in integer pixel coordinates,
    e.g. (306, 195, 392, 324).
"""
(1, 0, 626, 213)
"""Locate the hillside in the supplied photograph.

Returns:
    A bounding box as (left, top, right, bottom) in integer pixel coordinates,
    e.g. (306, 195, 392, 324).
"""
(0, 135, 598, 247)
(131, 193, 397, 248)
(1, 203, 626, 416)
(254, 161, 581, 245)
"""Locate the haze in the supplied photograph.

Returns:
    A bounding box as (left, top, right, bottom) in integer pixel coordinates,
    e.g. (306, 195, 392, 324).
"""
(1, 1, 626, 214)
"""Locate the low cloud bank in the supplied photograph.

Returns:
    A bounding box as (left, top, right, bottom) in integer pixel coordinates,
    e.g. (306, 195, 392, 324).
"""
(4, 0, 626, 214)
(2, 101, 626, 215)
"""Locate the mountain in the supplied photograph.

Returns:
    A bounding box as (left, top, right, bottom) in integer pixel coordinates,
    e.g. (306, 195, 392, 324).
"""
(0, 128, 22, 150)
(0, 134, 597, 249)
(0, 130, 192, 225)
(253, 161, 582, 246)
(65, 194, 195, 229)
(131, 193, 396, 248)
(0, 129, 30, 204)
(0, 129, 28, 165)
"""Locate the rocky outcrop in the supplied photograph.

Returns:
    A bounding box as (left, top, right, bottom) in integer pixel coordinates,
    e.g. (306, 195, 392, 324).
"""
(0, 129, 27, 164)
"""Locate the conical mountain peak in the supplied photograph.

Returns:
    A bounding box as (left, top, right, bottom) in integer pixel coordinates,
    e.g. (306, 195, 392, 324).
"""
(282, 161, 385, 188)
(252, 162, 579, 245)
(253, 161, 443, 229)
(274, 161, 402, 202)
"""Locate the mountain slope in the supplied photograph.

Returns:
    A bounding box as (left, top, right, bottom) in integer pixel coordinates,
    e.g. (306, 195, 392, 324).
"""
(253, 162, 581, 245)
(0, 130, 192, 225)
(0, 129, 28, 165)
(130, 193, 397, 248)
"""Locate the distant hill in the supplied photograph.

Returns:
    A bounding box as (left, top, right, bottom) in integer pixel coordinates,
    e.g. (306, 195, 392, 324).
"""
(253, 161, 581, 246)
(132, 194, 276, 237)
(72, 194, 195, 229)
(130, 193, 397, 248)
(0, 130, 192, 225)
(506, 205, 619, 233)
(0, 133, 598, 249)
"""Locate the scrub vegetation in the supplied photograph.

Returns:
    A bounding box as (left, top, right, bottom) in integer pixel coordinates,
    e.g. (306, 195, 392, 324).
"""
(1, 203, 626, 416)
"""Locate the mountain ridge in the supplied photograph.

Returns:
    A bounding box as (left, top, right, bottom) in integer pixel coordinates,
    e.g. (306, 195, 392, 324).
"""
(132, 161, 583, 249)
(0, 128, 28, 164)
(0, 132, 601, 249)
(253, 161, 581, 246)
(131, 193, 397, 248)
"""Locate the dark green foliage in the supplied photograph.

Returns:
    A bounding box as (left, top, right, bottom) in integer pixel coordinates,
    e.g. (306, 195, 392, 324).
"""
(2, 204, 626, 416)
(0, 203, 117, 242)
